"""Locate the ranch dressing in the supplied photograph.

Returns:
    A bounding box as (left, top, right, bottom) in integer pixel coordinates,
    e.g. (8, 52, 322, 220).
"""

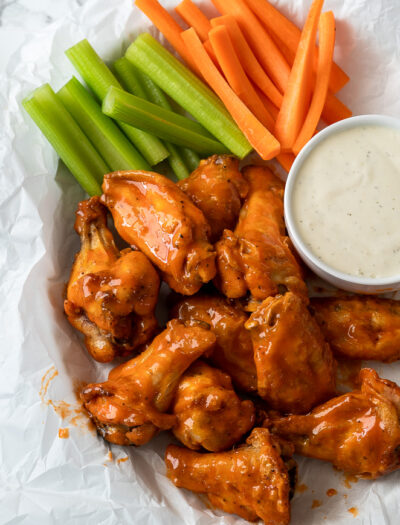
(292, 125, 400, 279)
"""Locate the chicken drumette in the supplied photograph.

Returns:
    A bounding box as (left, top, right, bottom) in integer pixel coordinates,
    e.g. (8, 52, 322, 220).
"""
(310, 296, 400, 362)
(172, 360, 255, 451)
(215, 166, 308, 305)
(81, 320, 216, 446)
(64, 196, 159, 362)
(269, 368, 400, 478)
(101, 171, 216, 295)
(166, 427, 296, 525)
(178, 155, 248, 242)
(245, 292, 336, 413)
(171, 294, 257, 392)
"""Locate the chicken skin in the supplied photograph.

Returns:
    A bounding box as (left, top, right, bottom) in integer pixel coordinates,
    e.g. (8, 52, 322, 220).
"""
(64, 197, 159, 362)
(178, 155, 248, 242)
(101, 170, 216, 295)
(171, 295, 257, 392)
(245, 292, 336, 413)
(214, 166, 307, 304)
(81, 320, 216, 446)
(310, 296, 400, 362)
(166, 427, 296, 525)
(269, 368, 400, 479)
(172, 361, 255, 451)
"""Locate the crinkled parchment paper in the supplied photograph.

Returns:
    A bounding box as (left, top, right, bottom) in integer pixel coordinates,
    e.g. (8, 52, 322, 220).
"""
(1, 0, 400, 523)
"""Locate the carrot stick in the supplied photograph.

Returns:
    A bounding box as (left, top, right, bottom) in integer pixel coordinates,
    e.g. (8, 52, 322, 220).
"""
(254, 86, 279, 121)
(276, 152, 295, 172)
(175, 0, 211, 41)
(203, 39, 219, 67)
(209, 26, 275, 131)
(244, 0, 349, 94)
(181, 28, 280, 160)
(293, 11, 335, 155)
(210, 15, 282, 108)
(211, 0, 291, 95)
(274, 0, 324, 151)
(134, 0, 199, 75)
(322, 91, 352, 125)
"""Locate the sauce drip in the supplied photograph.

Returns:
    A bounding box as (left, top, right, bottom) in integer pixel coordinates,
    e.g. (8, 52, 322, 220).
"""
(292, 125, 400, 278)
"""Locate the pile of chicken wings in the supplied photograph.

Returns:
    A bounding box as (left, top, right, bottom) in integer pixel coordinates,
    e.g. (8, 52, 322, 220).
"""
(65, 155, 400, 525)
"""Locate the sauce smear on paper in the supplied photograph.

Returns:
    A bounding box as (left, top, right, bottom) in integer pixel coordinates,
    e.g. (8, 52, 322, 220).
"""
(58, 428, 70, 439)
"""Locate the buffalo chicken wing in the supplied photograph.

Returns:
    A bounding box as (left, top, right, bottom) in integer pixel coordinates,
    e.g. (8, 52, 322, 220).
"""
(81, 320, 216, 446)
(101, 171, 216, 295)
(171, 294, 257, 392)
(172, 360, 255, 451)
(269, 368, 400, 478)
(245, 292, 336, 413)
(178, 154, 248, 242)
(166, 428, 296, 524)
(310, 296, 400, 362)
(215, 166, 307, 304)
(64, 197, 159, 362)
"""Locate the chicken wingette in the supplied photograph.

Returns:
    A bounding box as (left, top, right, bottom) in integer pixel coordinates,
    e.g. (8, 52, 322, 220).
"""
(172, 361, 255, 451)
(64, 196, 159, 362)
(245, 292, 336, 413)
(101, 170, 216, 295)
(269, 368, 400, 478)
(310, 296, 400, 362)
(178, 154, 248, 242)
(214, 166, 307, 305)
(171, 294, 257, 392)
(166, 427, 296, 525)
(81, 320, 216, 446)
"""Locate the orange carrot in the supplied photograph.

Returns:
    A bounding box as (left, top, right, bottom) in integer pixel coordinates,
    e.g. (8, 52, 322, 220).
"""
(276, 152, 295, 172)
(211, 0, 291, 95)
(254, 86, 279, 120)
(244, 0, 349, 94)
(293, 11, 335, 155)
(322, 91, 352, 125)
(135, 0, 199, 75)
(274, 0, 324, 151)
(263, 8, 351, 125)
(175, 0, 211, 41)
(209, 26, 275, 131)
(181, 28, 281, 160)
(210, 15, 282, 109)
(203, 39, 219, 67)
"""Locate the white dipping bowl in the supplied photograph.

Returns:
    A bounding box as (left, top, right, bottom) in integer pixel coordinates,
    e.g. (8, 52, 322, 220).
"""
(284, 114, 400, 294)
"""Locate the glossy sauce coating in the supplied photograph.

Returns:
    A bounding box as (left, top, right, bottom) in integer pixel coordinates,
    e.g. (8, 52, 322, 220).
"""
(171, 294, 257, 392)
(246, 292, 336, 413)
(178, 154, 248, 242)
(215, 166, 307, 303)
(81, 320, 216, 446)
(166, 428, 294, 524)
(64, 196, 159, 362)
(172, 360, 255, 451)
(270, 368, 400, 478)
(310, 296, 400, 362)
(292, 125, 400, 278)
(101, 170, 216, 295)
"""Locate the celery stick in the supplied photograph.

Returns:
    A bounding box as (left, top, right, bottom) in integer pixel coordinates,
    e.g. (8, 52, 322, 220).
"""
(22, 84, 105, 196)
(114, 58, 190, 179)
(126, 33, 252, 159)
(65, 39, 168, 167)
(114, 57, 148, 99)
(179, 147, 200, 171)
(58, 77, 148, 172)
(135, 69, 199, 173)
(103, 86, 228, 156)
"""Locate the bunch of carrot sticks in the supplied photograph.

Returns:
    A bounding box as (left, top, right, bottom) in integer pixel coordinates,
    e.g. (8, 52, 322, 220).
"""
(135, 0, 351, 169)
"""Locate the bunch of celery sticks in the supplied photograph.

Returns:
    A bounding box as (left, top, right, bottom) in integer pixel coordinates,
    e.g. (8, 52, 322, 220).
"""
(23, 35, 252, 195)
